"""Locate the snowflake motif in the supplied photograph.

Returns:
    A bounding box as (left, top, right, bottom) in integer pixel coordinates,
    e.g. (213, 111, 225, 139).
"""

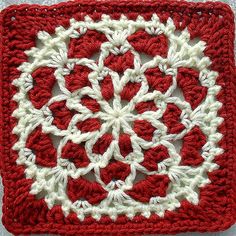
(12, 15, 223, 221)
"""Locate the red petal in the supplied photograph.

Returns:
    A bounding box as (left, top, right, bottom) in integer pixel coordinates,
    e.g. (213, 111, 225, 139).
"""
(145, 67, 172, 93)
(118, 133, 133, 157)
(128, 30, 168, 57)
(162, 103, 185, 134)
(177, 67, 207, 109)
(127, 175, 170, 202)
(100, 161, 130, 184)
(76, 118, 101, 133)
(29, 67, 55, 109)
(120, 82, 141, 101)
(26, 126, 57, 167)
(67, 177, 107, 204)
(133, 120, 156, 141)
(141, 145, 170, 171)
(92, 133, 113, 155)
(135, 101, 158, 114)
(65, 65, 91, 92)
(49, 100, 75, 130)
(61, 141, 89, 168)
(180, 126, 206, 166)
(100, 75, 114, 101)
(81, 96, 100, 113)
(68, 30, 107, 59)
(104, 51, 134, 74)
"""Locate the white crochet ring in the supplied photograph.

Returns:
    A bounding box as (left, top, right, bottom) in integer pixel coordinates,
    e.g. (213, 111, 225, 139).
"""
(12, 15, 223, 221)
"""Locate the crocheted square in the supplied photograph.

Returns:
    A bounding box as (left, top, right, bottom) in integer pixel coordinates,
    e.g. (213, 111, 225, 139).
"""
(0, 1, 236, 235)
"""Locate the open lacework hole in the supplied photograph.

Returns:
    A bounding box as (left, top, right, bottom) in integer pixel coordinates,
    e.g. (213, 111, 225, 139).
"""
(133, 170, 147, 184)
(171, 86, 185, 100)
(90, 51, 101, 61)
(51, 81, 62, 97)
(35, 189, 48, 200)
(49, 133, 62, 148)
(83, 171, 97, 182)
(139, 52, 153, 64)
(172, 139, 183, 153)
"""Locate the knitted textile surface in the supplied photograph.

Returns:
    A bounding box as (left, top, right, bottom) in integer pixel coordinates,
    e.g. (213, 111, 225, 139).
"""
(0, 1, 236, 235)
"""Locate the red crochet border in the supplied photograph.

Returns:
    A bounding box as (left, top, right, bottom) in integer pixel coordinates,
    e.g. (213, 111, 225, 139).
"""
(0, 1, 236, 235)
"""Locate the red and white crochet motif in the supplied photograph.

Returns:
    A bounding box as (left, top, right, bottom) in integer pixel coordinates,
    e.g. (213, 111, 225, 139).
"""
(12, 15, 223, 220)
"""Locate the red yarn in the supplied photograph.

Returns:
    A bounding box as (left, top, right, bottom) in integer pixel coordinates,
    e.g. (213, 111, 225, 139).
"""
(81, 95, 100, 113)
(118, 133, 133, 157)
(76, 118, 101, 133)
(67, 177, 107, 204)
(68, 30, 107, 59)
(0, 1, 235, 235)
(100, 75, 114, 101)
(145, 67, 173, 93)
(92, 133, 113, 155)
(133, 119, 156, 141)
(127, 174, 170, 202)
(180, 126, 206, 166)
(162, 103, 185, 134)
(104, 51, 134, 74)
(26, 126, 57, 167)
(65, 65, 91, 92)
(49, 100, 76, 130)
(29, 67, 56, 109)
(135, 101, 158, 114)
(100, 161, 131, 184)
(141, 145, 170, 171)
(128, 30, 168, 57)
(61, 141, 89, 168)
(177, 67, 208, 109)
(120, 81, 141, 101)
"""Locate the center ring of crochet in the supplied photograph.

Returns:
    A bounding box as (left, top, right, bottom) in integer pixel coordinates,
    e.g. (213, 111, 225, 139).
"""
(12, 15, 223, 221)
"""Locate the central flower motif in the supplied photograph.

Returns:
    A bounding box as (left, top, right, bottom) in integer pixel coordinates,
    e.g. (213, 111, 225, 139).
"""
(106, 105, 128, 119)
(100, 101, 132, 121)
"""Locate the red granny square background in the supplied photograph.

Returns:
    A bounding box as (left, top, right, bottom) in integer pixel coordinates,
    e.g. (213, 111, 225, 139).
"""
(0, 1, 236, 235)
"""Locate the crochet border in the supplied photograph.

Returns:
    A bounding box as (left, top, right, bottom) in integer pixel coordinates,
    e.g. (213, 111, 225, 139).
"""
(0, 1, 235, 235)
